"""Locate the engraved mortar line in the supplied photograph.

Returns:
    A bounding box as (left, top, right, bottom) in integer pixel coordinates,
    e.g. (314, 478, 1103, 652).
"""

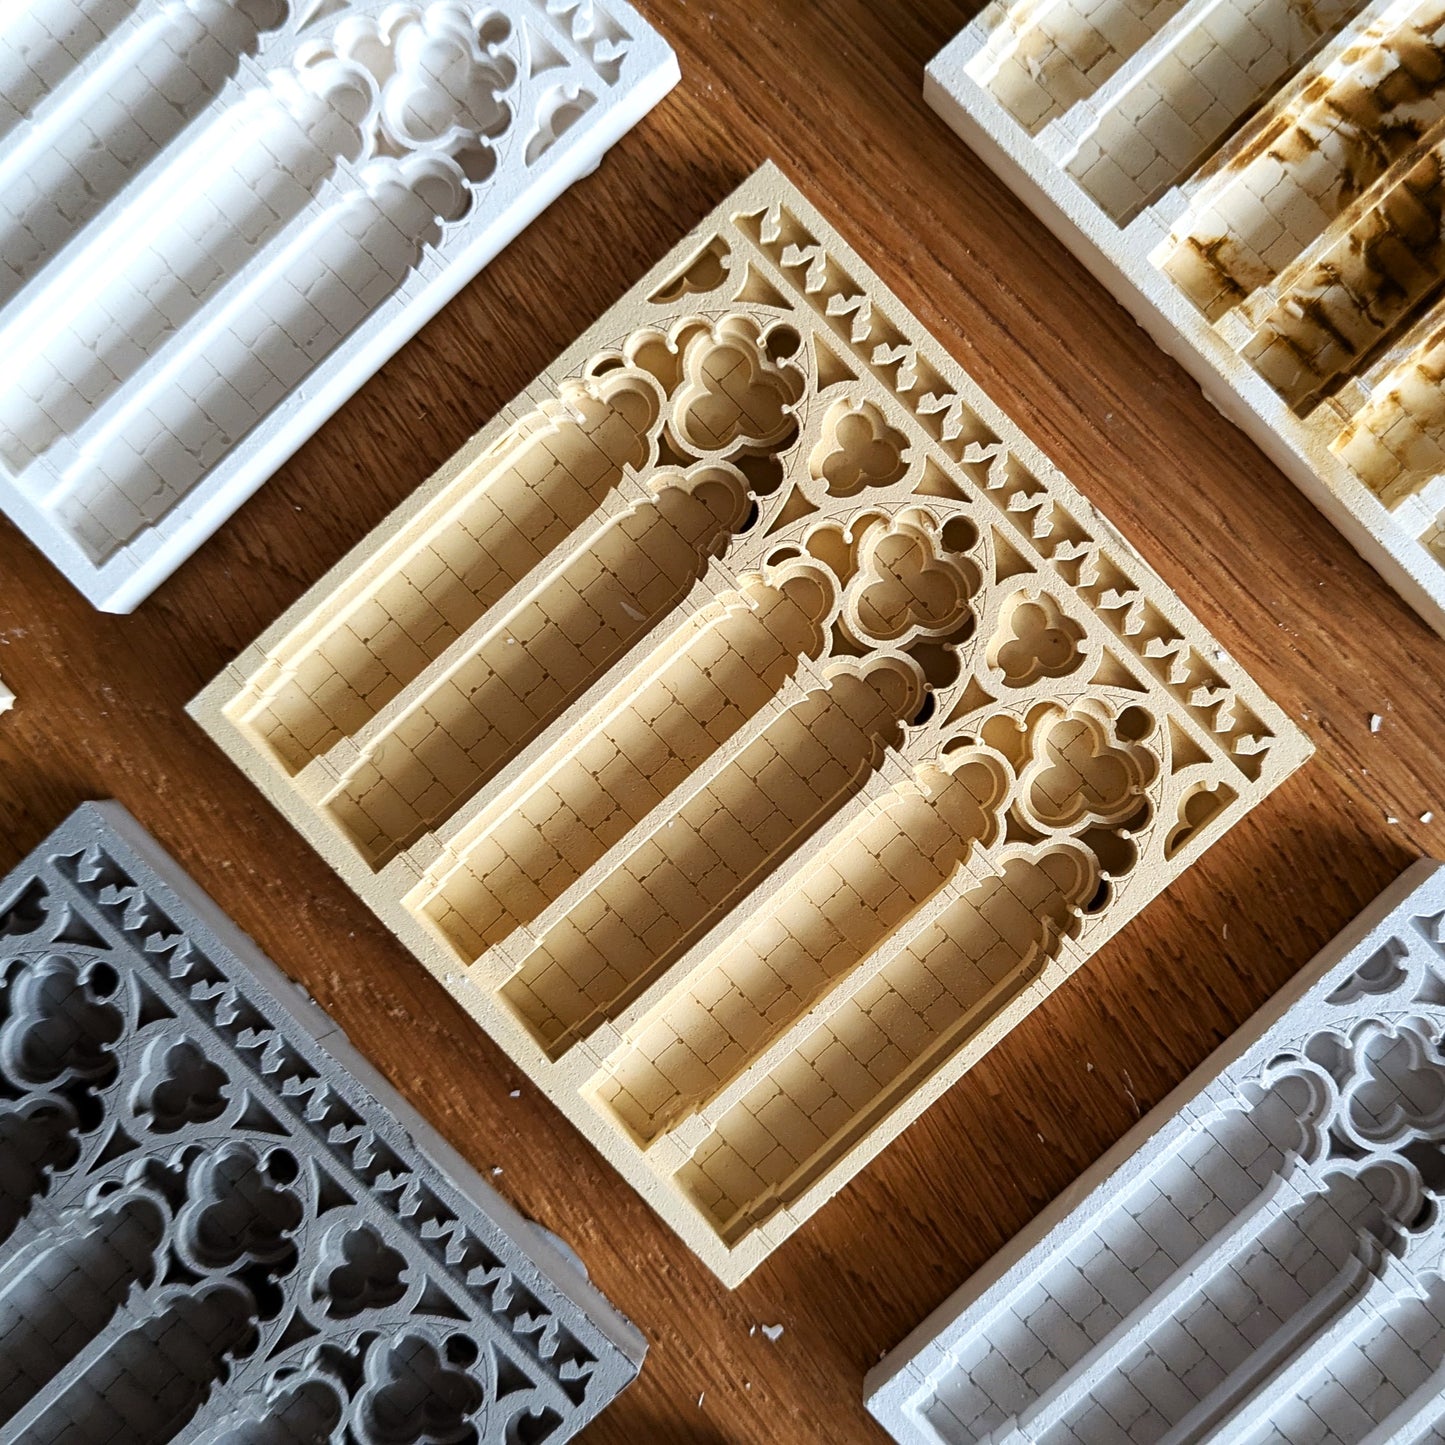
(388, 554, 753, 880)
(625, 846, 1085, 1175)
(1034, 0, 1238, 168)
(544, 741, 919, 1068)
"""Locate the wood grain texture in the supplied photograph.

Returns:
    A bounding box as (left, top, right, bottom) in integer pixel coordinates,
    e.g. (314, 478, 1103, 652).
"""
(0, 2, 1435, 1440)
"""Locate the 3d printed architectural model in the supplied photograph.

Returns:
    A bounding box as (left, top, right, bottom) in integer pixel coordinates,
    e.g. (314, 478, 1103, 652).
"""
(929, 1, 1445, 636)
(190, 162, 1311, 1285)
(866, 858, 1445, 1445)
(0, 801, 645, 1441)
(0, 0, 676, 611)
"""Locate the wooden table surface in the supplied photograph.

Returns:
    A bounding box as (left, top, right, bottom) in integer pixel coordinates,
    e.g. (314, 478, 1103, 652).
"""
(2, 1, 1438, 1439)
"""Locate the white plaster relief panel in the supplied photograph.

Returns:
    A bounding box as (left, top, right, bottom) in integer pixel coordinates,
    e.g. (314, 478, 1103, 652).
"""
(928, 0, 1445, 638)
(866, 858, 1445, 1445)
(0, 0, 677, 611)
(189, 163, 1311, 1286)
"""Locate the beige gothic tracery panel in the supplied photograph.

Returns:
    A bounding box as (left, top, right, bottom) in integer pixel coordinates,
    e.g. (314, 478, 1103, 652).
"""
(191, 165, 1311, 1285)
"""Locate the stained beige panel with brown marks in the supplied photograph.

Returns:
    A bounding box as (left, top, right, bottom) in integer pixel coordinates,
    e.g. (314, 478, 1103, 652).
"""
(191, 164, 1309, 1286)
(931, 0, 1445, 632)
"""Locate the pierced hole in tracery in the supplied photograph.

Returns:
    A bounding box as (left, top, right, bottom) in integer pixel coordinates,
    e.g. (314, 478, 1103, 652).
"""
(88, 961, 120, 998)
(1116, 706, 1154, 743)
(764, 325, 802, 362)
(444, 1334, 479, 1369)
(0, 1096, 82, 1245)
(267, 1147, 300, 1186)
(735, 452, 788, 495)
(454, 143, 499, 184)
(1079, 824, 1138, 881)
(941, 515, 979, 554)
(912, 637, 977, 691)
(649, 236, 732, 303)
(479, 13, 513, 46)
(178, 1143, 303, 1272)
(1404, 1139, 1445, 1193)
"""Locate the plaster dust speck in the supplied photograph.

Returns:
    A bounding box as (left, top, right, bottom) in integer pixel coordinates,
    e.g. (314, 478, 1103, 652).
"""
(190, 162, 1311, 1286)
(866, 859, 1445, 1445)
(0, 0, 676, 611)
(0, 801, 645, 1442)
(930, 0, 1445, 638)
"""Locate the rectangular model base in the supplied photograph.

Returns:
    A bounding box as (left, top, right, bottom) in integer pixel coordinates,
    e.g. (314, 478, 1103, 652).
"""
(0, 0, 676, 610)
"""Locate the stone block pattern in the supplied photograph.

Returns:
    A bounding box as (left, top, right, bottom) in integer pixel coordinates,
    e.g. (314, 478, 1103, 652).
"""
(0, 0, 676, 610)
